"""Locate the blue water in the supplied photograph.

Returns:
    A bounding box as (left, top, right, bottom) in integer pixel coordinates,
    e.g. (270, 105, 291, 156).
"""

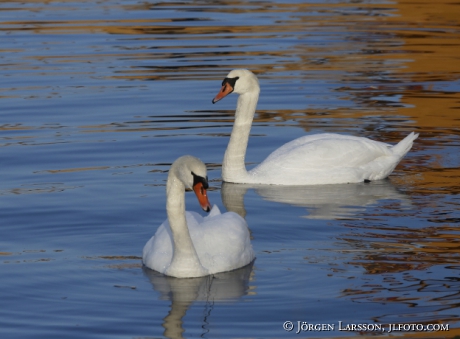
(1, 0, 460, 338)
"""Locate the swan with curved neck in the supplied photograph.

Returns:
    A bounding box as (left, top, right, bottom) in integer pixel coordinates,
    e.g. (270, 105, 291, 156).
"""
(213, 69, 418, 185)
(142, 155, 254, 278)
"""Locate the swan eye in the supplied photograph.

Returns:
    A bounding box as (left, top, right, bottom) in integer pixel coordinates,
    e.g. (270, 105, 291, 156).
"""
(222, 76, 239, 89)
(191, 171, 209, 189)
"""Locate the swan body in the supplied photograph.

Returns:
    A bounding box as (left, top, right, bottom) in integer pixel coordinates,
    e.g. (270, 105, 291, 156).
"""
(142, 155, 254, 278)
(212, 69, 418, 185)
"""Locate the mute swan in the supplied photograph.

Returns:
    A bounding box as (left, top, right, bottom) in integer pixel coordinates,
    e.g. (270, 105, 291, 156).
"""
(142, 155, 254, 278)
(212, 69, 419, 185)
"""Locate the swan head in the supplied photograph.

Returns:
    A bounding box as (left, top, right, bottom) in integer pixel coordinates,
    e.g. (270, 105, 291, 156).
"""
(212, 69, 260, 104)
(169, 155, 211, 212)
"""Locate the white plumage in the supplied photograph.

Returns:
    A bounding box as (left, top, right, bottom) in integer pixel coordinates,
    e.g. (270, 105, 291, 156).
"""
(142, 156, 254, 278)
(212, 69, 418, 185)
(143, 205, 254, 276)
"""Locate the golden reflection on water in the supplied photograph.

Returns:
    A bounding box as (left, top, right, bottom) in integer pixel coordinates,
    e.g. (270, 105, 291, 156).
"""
(2, 3, 458, 232)
(343, 225, 460, 274)
(3, 0, 458, 252)
(91, 0, 460, 196)
(2, 0, 460, 336)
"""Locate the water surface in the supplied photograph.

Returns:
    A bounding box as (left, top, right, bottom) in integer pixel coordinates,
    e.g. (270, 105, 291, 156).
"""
(1, 0, 460, 338)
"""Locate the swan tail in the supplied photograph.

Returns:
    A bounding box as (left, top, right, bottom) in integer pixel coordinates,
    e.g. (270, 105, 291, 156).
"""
(391, 132, 419, 157)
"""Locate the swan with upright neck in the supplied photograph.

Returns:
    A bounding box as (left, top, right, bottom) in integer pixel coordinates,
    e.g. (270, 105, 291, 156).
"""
(142, 155, 254, 278)
(212, 69, 418, 185)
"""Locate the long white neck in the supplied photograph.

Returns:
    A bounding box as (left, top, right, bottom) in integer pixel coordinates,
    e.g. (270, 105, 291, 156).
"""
(165, 172, 208, 278)
(222, 90, 259, 182)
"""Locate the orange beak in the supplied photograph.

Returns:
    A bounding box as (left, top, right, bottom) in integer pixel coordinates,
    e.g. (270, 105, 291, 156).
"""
(212, 83, 234, 104)
(193, 182, 211, 212)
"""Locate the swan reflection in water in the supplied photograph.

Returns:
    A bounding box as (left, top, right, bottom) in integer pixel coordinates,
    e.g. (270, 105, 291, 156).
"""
(143, 263, 254, 339)
(221, 179, 411, 220)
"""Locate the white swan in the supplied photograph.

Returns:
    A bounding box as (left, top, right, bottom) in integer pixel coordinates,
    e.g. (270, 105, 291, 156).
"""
(142, 155, 254, 278)
(212, 69, 419, 185)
